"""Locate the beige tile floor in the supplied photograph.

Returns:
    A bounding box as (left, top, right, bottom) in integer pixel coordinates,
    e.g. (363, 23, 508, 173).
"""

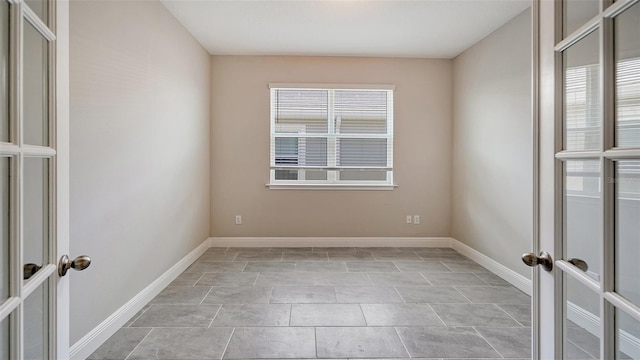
(87, 247, 595, 360)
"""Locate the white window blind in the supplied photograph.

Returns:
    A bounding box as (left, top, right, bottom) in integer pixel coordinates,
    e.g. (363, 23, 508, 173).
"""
(565, 63, 601, 151)
(616, 57, 640, 147)
(269, 86, 394, 187)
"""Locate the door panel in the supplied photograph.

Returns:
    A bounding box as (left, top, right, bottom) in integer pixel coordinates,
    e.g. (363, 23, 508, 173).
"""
(537, 0, 640, 358)
(0, 0, 67, 358)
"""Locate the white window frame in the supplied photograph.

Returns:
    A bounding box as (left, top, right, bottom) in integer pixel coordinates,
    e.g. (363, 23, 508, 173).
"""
(268, 84, 396, 190)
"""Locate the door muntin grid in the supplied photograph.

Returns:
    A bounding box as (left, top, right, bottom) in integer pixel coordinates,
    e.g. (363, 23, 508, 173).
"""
(558, 0, 640, 359)
(0, 0, 57, 359)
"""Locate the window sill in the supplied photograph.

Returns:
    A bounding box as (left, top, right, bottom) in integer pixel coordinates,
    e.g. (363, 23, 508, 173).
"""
(266, 184, 398, 191)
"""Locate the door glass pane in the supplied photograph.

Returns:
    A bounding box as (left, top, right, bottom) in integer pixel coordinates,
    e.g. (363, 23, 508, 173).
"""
(615, 160, 640, 307)
(24, 279, 49, 360)
(0, 1, 8, 142)
(23, 20, 48, 147)
(24, 0, 48, 26)
(564, 0, 599, 37)
(564, 30, 601, 151)
(565, 160, 601, 278)
(23, 158, 48, 281)
(615, 3, 640, 148)
(565, 275, 601, 359)
(0, 316, 8, 360)
(616, 309, 639, 359)
(1, 157, 8, 300)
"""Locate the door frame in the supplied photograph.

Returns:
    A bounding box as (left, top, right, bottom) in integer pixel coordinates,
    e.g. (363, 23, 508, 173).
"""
(534, 0, 558, 357)
(55, 0, 70, 358)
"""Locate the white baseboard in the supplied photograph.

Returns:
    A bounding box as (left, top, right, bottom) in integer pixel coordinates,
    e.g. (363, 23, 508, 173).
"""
(450, 239, 532, 296)
(568, 301, 640, 359)
(69, 238, 211, 360)
(209, 236, 454, 248)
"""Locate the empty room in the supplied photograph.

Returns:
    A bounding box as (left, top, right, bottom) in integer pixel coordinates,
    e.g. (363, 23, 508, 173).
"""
(1, 0, 639, 359)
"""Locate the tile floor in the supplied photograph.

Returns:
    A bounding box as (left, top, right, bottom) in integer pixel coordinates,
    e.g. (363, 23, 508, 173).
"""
(86, 246, 588, 359)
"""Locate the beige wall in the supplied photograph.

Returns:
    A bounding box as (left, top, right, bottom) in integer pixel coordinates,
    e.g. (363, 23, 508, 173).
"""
(210, 56, 452, 237)
(69, 0, 210, 344)
(451, 8, 533, 278)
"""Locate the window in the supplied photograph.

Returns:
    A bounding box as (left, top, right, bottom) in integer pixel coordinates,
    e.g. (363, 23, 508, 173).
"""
(269, 84, 394, 188)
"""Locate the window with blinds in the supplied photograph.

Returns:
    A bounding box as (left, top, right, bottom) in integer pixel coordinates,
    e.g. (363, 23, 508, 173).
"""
(269, 85, 394, 187)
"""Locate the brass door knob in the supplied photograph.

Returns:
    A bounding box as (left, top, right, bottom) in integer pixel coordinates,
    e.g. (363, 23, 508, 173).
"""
(58, 255, 92, 277)
(522, 251, 553, 272)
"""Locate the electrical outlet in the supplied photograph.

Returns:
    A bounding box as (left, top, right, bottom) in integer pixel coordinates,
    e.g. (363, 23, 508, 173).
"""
(406, 215, 412, 224)
(235, 215, 242, 225)
(413, 215, 421, 224)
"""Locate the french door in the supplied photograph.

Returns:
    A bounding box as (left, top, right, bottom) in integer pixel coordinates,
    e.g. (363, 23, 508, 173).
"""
(536, 0, 640, 358)
(0, 0, 70, 359)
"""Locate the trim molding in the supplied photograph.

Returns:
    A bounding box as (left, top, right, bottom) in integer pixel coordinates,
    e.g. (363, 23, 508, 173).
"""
(209, 236, 454, 248)
(567, 301, 640, 359)
(451, 239, 533, 296)
(68, 238, 211, 360)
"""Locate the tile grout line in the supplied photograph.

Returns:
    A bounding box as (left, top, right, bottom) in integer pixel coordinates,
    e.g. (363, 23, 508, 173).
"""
(391, 260, 402, 272)
(451, 285, 474, 304)
(123, 327, 154, 360)
(268, 286, 275, 304)
(392, 286, 407, 304)
(472, 272, 494, 286)
(314, 326, 318, 359)
(495, 304, 527, 327)
(364, 272, 374, 286)
(393, 326, 412, 359)
(193, 273, 206, 286)
(471, 326, 506, 359)
(440, 261, 454, 272)
(418, 271, 433, 285)
(125, 304, 152, 327)
(200, 286, 215, 305)
(427, 303, 448, 327)
(219, 327, 236, 360)
(208, 304, 223, 328)
(358, 304, 369, 326)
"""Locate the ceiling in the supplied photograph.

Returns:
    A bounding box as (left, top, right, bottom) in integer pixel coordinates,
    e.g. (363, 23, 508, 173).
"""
(160, 0, 531, 59)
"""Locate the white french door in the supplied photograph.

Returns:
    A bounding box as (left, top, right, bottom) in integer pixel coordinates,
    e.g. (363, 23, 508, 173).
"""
(536, 0, 640, 358)
(0, 0, 70, 359)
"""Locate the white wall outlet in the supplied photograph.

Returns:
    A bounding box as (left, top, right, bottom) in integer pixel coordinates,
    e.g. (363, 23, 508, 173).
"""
(413, 215, 421, 224)
(235, 215, 242, 225)
(406, 215, 412, 224)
